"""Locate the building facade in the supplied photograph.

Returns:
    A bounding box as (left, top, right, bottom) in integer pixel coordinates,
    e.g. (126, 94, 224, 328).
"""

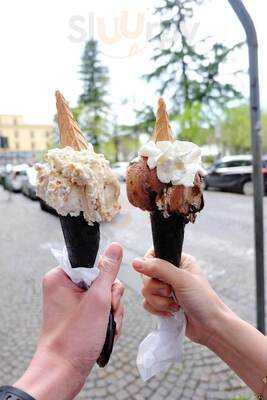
(0, 115, 53, 152)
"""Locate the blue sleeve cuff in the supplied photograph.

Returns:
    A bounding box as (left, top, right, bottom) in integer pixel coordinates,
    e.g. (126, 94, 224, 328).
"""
(0, 386, 36, 400)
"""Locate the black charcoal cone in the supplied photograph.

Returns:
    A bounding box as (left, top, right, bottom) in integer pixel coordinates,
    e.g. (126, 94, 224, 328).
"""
(59, 213, 100, 268)
(97, 311, 116, 367)
(150, 210, 186, 268)
(59, 212, 116, 367)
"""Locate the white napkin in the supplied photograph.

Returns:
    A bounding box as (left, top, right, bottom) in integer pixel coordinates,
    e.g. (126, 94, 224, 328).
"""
(51, 245, 100, 289)
(51, 245, 186, 381)
(137, 310, 186, 381)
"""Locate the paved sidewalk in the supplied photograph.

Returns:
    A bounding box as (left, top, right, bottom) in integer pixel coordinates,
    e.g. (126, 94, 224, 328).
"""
(77, 286, 250, 400)
(0, 187, 263, 399)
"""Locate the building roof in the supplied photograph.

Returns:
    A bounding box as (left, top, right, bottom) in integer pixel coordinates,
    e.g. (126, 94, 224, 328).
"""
(0, 124, 52, 129)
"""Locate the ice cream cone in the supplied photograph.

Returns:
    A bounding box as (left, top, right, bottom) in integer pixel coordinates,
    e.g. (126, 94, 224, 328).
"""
(56, 90, 100, 269)
(126, 98, 204, 267)
(150, 98, 185, 267)
(55, 90, 89, 151)
(56, 91, 115, 367)
(126, 100, 204, 379)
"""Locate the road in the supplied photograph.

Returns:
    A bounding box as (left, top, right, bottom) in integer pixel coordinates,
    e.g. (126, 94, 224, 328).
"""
(107, 184, 267, 323)
(0, 185, 266, 399)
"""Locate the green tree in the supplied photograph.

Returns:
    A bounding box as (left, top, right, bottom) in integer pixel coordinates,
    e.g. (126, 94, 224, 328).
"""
(221, 105, 251, 154)
(78, 39, 110, 150)
(174, 102, 213, 145)
(221, 105, 267, 154)
(138, 0, 243, 142)
(129, 105, 156, 136)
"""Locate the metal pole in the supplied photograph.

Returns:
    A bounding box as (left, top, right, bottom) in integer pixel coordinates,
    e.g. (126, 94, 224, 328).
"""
(228, 0, 265, 333)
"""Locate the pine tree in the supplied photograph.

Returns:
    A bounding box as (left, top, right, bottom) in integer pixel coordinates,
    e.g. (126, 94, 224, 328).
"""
(78, 39, 110, 149)
(140, 0, 243, 144)
(133, 105, 156, 136)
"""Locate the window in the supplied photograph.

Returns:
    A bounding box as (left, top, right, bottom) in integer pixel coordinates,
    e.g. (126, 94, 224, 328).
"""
(216, 162, 228, 169)
(0, 136, 8, 148)
(217, 160, 251, 168)
(14, 131, 19, 138)
(30, 131, 35, 139)
(31, 142, 35, 150)
(15, 142, 20, 150)
(227, 160, 251, 167)
(46, 131, 50, 138)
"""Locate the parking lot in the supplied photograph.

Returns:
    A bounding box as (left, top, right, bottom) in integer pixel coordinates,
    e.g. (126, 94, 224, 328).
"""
(0, 185, 266, 399)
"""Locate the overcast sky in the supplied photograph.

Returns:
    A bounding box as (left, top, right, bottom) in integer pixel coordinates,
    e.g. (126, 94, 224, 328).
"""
(0, 0, 266, 125)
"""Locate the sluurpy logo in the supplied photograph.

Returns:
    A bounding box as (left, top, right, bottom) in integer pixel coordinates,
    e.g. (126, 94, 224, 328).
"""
(68, 10, 200, 59)
(68, 10, 158, 59)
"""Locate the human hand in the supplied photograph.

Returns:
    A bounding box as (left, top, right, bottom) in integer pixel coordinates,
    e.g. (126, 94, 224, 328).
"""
(15, 243, 124, 400)
(133, 249, 232, 346)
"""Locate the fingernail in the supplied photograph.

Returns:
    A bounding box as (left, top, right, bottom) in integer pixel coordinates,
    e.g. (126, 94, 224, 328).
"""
(133, 258, 144, 271)
(104, 243, 122, 261)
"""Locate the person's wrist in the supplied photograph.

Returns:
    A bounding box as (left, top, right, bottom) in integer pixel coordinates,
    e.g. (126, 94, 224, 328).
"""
(204, 303, 239, 351)
(14, 347, 87, 400)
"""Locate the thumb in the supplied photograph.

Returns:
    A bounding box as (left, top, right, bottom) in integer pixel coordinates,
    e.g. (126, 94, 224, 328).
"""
(92, 242, 123, 292)
(133, 257, 188, 290)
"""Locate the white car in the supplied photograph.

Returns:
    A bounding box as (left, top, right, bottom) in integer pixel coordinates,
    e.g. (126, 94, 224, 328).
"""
(5, 164, 29, 192)
(22, 167, 37, 199)
(112, 162, 128, 182)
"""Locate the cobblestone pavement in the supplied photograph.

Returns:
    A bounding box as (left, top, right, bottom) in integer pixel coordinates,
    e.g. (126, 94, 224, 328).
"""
(0, 186, 266, 399)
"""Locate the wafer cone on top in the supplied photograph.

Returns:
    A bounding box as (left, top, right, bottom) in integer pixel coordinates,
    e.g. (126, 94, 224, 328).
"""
(55, 90, 88, 151)
(152, 97, 175, 143)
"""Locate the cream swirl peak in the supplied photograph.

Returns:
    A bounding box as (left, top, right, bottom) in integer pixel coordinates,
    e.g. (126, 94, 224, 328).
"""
(139, 139, 204, 187)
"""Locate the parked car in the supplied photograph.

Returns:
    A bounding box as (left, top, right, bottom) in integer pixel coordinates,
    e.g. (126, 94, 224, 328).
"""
(5, 164, 28, 192)
(203, 155, 267, 195)
(22, 167, 38, 200)
(112, 162, 128, 182)
(0, 166, 7, 186)
(0, 164, 13, 188)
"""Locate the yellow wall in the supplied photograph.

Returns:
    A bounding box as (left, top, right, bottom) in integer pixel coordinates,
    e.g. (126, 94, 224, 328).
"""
(0, 115, 53, 152)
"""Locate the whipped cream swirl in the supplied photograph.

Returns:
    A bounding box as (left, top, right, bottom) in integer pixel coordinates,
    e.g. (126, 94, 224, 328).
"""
(139, 140, 204, 187)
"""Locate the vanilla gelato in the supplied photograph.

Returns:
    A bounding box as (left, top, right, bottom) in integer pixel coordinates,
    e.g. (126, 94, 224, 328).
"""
(36, 145, 120, 225)
(139, 140, 205, 187)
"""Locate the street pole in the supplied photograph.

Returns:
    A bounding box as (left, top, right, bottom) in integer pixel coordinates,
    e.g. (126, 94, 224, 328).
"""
(228, 0, 265, 333)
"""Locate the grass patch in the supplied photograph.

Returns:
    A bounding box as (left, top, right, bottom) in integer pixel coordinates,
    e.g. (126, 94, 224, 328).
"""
(230, 397, 251, 400)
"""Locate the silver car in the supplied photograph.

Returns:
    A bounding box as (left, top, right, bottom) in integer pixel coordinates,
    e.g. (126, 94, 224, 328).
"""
(5, 164, 28, 192)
